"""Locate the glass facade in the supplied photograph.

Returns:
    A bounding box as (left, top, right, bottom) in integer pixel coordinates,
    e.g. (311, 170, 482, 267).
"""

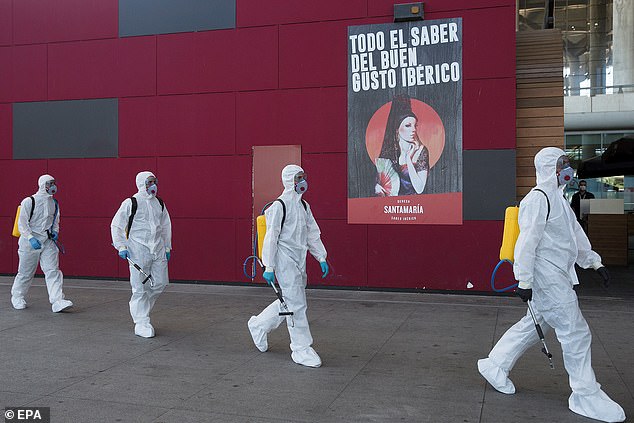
(564, 131, 634, 211)
(519, 2, 633, 262)
(518, 0, 634, 96)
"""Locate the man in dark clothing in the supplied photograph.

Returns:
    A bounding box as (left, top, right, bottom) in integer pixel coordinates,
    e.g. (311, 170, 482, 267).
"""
(570, 180, 595, 222)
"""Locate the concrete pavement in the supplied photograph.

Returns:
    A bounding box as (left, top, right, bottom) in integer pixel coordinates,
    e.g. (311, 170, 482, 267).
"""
(1, 268, 632, 423)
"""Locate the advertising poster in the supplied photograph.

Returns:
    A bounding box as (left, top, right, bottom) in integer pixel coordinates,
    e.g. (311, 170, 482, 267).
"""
(347, 18, 463, 224)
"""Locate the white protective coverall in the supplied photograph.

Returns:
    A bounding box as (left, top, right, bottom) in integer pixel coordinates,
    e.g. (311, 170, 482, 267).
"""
(248, 165, 328, 367)
(11, 174, 73, 312)
(111, 171, 172, 338)
(478, 147, 625, 423)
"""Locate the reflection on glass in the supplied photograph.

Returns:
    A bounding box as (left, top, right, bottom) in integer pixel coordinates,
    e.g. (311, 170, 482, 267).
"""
(518, 0, 633, 96)
(565, 131, 634, 211)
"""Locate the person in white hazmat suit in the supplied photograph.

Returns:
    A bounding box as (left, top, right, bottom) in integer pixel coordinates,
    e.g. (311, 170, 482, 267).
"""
(478, 147, 625, 423)
(11, 174, 73, 312)
(248, 164, 329, 367)
(111, 171, 172, 338)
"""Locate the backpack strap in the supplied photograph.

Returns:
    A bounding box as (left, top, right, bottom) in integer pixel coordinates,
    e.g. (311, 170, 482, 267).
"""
(28, 196, 35, 221)
(533, 188, 550, 221)
(125, 197, 138, 239)
(275, 199, 286, 231)
(50, 199, 59, 230)
(271, 199, 307, 233)
(125, 197, 164, 239)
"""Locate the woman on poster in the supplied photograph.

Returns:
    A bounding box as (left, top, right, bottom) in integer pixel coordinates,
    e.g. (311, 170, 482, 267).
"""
(374, 95, 430, 196)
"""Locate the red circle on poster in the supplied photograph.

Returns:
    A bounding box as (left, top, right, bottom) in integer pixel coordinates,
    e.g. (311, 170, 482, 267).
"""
(365, 99, 445, 168)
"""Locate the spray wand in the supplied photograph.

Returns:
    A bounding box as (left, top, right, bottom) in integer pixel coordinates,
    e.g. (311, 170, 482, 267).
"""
(527, 300, 554, 369)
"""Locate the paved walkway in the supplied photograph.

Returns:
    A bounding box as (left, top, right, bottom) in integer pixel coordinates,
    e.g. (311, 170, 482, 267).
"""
(1, 268, 632, 423)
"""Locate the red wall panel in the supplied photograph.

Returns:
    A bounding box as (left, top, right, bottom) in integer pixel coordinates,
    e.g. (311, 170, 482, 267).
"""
(47, 0, 118, 43)
(0, 159, 49, 218)
(168, 218, 236, 282)
(13, 0, 117, 45)
(156, 93, 236, 156)
(12, 44, 48, 102)
(233, 155, 254, 220)
(0, 105, 12, 159)
(236, 88, 347, 155)
(48, 38, 156, 100)
(59, 217, 119, 278)
(47, 157, 157, 218)
(0, 0, 11, 46)
(367, 221, 503, 289)
(117, 36, 157, 98)
(157, 155, 252, 220)
(199, 26, 278, 93)
(463, 78, 516, 150)
(306, 219, 368, 287)
(238, 0, 367, 27)
(157, 32, 197, 95)
(12, 0, 49, 45)
(236, 217, 256, 283)
(236, 90, 281, 154)
(279, 20, 351, 89)
(278, 88, 347, 154)
(434, 7, 516, 80)
(48, 39, 117, 100)
(119, 96, 158, 158)
(368, 0, 516, 16)
(301, 153, 348, 220)
(0, 217, 15, 273)
(0, 47, 11, 103)
(157, 27, 278, 95)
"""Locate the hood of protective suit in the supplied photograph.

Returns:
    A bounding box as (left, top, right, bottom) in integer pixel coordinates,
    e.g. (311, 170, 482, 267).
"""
(535, 147, 566, 192)
(281, 164, 304, 199)
(37, 174, 55, 196)
(135, 171, 155, 199)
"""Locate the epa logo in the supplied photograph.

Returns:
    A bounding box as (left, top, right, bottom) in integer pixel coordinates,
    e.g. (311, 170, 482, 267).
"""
(4, 407, 50, 423)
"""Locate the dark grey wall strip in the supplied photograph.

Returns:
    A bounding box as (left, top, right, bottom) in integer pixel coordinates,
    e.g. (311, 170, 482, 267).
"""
(463, 149, 516, 220)
(13, 99, 118, 159)
(119, 0, 236, 37)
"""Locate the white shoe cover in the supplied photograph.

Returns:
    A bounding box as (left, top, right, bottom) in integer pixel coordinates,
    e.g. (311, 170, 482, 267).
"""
(477, 358, 515, 394)
(52, 299, 73, 313)
(248, 316, 268, 352)
(134, 323, 155, 338)
(291, 347, 322, 368)
(569, 389, 626, 422)
(12, 297, 27, 310)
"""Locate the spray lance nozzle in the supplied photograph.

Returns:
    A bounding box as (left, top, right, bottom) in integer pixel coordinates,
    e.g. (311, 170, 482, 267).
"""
(126, 257, 154, 287)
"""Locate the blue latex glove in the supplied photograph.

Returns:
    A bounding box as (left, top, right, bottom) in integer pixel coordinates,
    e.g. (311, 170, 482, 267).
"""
(320, 261, 329, 278)
(166, 251, 171, 261)
(29, 238, 42, 250)
(118, 250, 129, 260)
(263, 271, 275, 286)
(50, 231, 59, 241)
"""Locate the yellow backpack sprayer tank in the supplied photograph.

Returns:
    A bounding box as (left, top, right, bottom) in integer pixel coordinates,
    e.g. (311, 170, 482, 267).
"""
(12, 196, 35, 238)
(12, 205, 22, 238)
(491, 189, 549, 292)
(499, 206, 519, 263)
(243, 198, 307, 279)
(256, 214, 267, 259)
